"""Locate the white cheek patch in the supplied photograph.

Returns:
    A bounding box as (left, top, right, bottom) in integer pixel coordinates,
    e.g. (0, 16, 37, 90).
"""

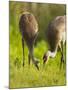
(50, 51, 57, 58)
(47, 50, 57, 58)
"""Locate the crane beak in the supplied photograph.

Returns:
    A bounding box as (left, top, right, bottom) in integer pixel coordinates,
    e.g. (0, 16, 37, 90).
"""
(43, 54, 48, 64)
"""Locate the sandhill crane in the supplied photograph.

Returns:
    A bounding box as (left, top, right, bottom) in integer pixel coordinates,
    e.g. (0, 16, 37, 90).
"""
(43, 15, 66, 68)
(19, 12, 39, 70)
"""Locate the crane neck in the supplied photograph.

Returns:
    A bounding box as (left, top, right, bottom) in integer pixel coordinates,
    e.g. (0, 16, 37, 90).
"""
(47, 50, 57, 58)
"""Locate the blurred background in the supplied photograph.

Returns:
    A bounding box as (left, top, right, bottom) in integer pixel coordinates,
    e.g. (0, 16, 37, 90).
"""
(9, 1, 66, 41)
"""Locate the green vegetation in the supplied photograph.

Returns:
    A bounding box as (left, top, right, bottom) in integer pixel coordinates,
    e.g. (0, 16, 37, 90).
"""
(10, 39, 66, 88)
(9, 1, 66, 89)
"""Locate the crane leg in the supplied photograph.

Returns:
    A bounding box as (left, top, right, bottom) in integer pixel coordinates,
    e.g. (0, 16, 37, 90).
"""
(60, 41, 64, 69)
(22, 38, 25, 67)
(28, 54, 31, 65)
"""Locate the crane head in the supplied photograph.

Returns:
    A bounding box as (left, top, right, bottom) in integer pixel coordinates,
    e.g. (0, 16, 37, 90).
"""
(43, 51, 50, 64)
(43, 53, 48, 64)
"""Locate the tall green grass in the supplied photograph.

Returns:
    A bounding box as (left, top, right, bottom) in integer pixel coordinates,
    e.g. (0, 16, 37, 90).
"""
(9, 26, 66, 88)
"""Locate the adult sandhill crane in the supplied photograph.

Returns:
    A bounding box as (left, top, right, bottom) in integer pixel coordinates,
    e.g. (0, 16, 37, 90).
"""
(19, 12, 39, 70)
(43, 15, 66, 68)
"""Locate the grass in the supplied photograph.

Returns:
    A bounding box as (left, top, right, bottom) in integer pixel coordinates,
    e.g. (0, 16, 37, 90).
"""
(9, 26, 66, 89)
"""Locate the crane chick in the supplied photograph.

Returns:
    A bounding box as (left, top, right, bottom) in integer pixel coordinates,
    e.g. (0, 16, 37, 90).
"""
(19, 12, 39, 70)
(43, 15, 66, 68)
